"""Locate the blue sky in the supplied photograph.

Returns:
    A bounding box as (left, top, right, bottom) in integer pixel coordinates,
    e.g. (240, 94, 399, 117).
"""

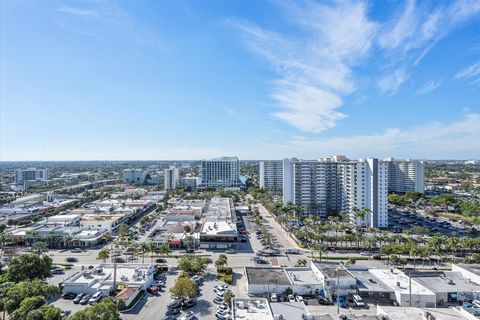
(1, 0, 479, 161)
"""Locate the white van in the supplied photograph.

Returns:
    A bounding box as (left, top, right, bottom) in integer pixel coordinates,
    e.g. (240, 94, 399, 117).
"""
(353, 294, 365, 308)
(285, 248, 300, 254)
(270, 293, 278, 302)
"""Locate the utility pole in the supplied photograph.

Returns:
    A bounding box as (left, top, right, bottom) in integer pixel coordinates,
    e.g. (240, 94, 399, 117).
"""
(409, 271, 412, 307)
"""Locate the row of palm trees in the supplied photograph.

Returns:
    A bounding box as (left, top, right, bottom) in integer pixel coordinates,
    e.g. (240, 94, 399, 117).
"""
(97, 241, 172, 263)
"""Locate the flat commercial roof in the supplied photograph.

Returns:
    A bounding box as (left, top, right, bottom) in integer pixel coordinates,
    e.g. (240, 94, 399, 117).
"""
(270, 302, 310, 320)
(201, 197, 237, 236)
(246, 267, 291, 286)
(370, 269, 434, 296)
(285, 268, 322, 286)
(455, 264, 480, 277)
(411, 271, 480, 293)
(348, 265, 393, 293)
(68, 263, 151, 286)
(232, 298, 273, 320)
(377, 306, 468, 320)
(314, 262, 354, 279)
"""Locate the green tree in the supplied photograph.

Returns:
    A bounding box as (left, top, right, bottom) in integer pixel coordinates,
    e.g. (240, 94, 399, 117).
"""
(224, 290, 234, 306)
(96, 248, 110, 263)
(10, 296, 47, 320)
(67, 297, 121, 320)
(170, 277, 197, 300)
(138, 242, 149, 264)
(159, 243, 171, 256)
(6, 254, 53, 282)
(31, 241, 48, 255)
(0, 280, 58, 314)
(147, 242, 158, 263)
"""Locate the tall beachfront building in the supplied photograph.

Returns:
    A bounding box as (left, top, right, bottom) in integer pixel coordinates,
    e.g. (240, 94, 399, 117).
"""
(259, 160, 283, 196)
(164, 166, 180, 190)
(384, 158, 425, 194)
(201, 157, 241, 189)
(282, 156, 388, 228)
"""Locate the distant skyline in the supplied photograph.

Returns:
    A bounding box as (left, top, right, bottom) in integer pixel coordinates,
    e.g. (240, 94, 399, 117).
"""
(1, 1, 479, 161)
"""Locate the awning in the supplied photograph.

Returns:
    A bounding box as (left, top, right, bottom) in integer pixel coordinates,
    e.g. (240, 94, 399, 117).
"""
(168, 239, 181, 244)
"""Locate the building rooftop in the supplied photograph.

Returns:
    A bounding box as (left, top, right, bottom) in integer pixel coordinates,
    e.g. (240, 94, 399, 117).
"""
(269, 302, 311, 320)
(347, 265, 394, 293)
(377, 306, 469, 320)
(370, 268, 434, 296)
(246, 267, 292, 286)
(66, 263, 153, 286)
(454, 264, 480, 277)
(410, 271, 480, 293)
(201, 197, 237, 236)
(285, 268, 323, 286)
(313, 262, 355, 279)
(232, 298, 273, 320)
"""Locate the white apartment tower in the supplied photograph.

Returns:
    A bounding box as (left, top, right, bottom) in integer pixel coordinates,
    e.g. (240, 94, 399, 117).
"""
(122, 169, 146, 184)
(259, 160, 283, 195)
(201, 157, 241, 189)
(384, 158, 425, 194)
(15, 168, 48, 183)
(164, 166, 180, 190)
(282, 157, 388, 228)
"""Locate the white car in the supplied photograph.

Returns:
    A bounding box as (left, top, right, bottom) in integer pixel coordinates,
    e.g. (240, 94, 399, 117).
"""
(270, 293, 278, 302)
(288, 294, 295, 302)
(296, 295, 304, 303)
(88, 292, 102, 304)
(180, 311, 195, 320)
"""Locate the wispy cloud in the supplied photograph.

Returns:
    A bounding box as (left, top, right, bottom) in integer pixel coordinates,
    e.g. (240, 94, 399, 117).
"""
(230, 1, 480, 134)
(455, 61, 480, 87)
(57, 5, 99, 18)
(55, 2, 164, 49)
(377, 0, 480, 91)
(227, 1, 376, 133)
(286, 113, 480, 159)
(417, 79, 442, 95)
(377, 68, 409, 95)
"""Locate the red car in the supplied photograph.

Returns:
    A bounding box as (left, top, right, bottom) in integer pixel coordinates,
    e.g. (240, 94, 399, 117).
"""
(147, 286, 158, 295)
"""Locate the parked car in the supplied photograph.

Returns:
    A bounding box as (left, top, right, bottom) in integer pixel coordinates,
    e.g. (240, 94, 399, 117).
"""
(61, 292, 76, 300)
(162, 316, 176, 320)
(214, 297, 224, 304)
(73, 293, 86, 304)
(288, 294, 295, 302)
(165, 308, 180, 316)
(65, 257, 78, 263)
(225, 249, 236, 254)
(80, 294, 91, 305)
(155, 258, 167, 263)
(88, 292, 102, 304)
(338, 296, 348, 308)
(71, 248, 82, 253)
(167, 299, 182, 309)
(180, 311, 195, 320)
(52, 268, 64, 275)
(296, 295, 304, 303)
(270, 293, 278, 302)
(147, 286, 159, 295)
(182, 299, 197, 309)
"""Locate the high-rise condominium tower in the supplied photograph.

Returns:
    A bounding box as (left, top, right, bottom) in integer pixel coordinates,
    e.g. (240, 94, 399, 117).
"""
(201, 157, 241, 189)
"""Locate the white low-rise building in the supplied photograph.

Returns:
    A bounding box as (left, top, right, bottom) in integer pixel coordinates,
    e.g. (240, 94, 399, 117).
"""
(370, 268, 436, 307)
(63, 263, 154, 297)
(311, 262, 357, 297)
(284, 267, 323, 296)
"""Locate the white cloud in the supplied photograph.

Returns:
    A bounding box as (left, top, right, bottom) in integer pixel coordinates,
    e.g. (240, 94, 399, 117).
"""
(228, 1, 376, 133)
(455, 61, 480, 87)
(377, 68, 409, 95)
(286, 113, 480, 159)
(417, 79, 442, 95)
(56, 2, 164, 49)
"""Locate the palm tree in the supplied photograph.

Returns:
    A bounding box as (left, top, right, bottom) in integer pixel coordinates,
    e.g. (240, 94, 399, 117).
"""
(138, 242, 149, 264)
(159, 243, 171, 256)
(97, 248, 110, 263)
(147, 241, 158, 263)
(315, 244, 327, 261)
(410, 247, 419, 270)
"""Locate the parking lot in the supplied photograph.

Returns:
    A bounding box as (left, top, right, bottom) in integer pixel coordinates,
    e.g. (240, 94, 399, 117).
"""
(388, 209, 472, 237)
